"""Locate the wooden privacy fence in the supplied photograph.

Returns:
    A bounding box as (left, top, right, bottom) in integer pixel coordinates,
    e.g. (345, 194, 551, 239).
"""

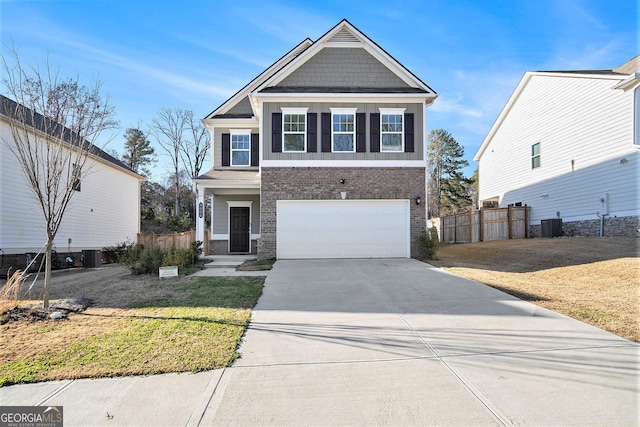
(137, 230, 209, 254)
(441, 206, 531, 243)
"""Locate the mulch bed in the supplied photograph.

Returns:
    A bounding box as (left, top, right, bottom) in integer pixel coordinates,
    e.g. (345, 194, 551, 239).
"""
(1, 297, 92, 325)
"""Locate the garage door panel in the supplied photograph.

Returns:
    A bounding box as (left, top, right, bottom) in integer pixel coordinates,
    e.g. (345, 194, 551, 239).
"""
(277, 200, 410, 259)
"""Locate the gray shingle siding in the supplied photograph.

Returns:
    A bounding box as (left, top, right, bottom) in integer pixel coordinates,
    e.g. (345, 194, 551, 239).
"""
(225, 96, 254, 116)
(277, 48, 410, 89)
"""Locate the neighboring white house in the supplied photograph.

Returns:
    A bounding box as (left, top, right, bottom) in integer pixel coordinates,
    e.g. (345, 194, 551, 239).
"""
(0, 95, 143, 276)
(474, 57, 639, 237)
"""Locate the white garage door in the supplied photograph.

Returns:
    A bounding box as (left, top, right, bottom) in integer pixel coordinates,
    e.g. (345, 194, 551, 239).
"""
(277, 200, 410, 259)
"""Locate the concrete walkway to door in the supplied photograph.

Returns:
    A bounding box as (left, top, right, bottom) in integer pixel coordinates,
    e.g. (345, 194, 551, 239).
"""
(202, 258, 638, 426)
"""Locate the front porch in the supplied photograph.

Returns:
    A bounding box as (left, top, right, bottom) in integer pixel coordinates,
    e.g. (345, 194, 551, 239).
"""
(194, 169, 261, 255)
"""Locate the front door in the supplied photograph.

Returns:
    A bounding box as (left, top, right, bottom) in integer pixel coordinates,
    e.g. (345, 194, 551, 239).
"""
(230, 207, 250, 253)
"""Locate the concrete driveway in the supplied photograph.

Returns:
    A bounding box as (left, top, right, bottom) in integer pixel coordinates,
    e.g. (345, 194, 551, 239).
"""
(203, 258, 638, 426)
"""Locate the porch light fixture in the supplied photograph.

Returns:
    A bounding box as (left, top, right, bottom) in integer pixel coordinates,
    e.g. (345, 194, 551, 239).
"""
(415, 196, 421, 205)
(339, 179, 346, 184)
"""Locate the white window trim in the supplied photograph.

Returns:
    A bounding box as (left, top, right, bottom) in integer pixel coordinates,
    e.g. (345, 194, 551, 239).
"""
(281, 107, 308, 153)
(531, 142, 541, 169)
(330, 107, 357, 153)
(230, 129, 251, 167)
(379, 108, 406, 152)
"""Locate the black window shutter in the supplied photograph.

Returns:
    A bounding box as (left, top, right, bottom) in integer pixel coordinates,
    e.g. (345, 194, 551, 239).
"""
(370, 113, 380, 153)
(222, 133, 230, 166)
(307, 112, 317, 153)
(272, 112, 282, 153)
(251, 134, 259, 166)
(356, 113, 366, 153)
(404, 113, 414, 153)
(321, 112, 331, 153)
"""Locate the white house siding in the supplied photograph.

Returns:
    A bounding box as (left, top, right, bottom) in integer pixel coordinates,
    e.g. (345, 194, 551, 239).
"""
(478, 73, 638, 224)
(0, 122, 140, 255)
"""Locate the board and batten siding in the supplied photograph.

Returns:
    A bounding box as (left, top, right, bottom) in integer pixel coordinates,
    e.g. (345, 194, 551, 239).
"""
(478, 73, 638, 223)
(212, 195, 260, 236)
(0, 122, 141, 254)
(262, 102, 424, 161)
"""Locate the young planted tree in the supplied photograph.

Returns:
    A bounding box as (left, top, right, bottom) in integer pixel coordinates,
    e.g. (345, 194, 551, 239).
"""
(122, 127, 155, 175)
(426, 129, 471, 217)
(1, 49, 117, 308)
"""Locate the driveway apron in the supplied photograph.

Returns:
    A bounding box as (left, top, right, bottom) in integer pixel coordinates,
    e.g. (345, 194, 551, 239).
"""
(202, 259, 638, 426)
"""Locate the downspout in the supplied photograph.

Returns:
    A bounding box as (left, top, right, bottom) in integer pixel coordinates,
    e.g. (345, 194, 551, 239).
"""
(596, 211, 608, 237)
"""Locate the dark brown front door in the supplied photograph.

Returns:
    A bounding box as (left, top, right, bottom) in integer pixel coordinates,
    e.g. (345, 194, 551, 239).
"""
(230, 207, 250, 253)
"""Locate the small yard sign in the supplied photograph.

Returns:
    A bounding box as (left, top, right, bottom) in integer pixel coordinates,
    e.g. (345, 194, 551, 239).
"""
(159, 266, 178, 278)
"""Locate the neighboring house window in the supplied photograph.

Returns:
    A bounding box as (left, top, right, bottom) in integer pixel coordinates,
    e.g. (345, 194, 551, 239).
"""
(282, 108, 308, 152)
(379, 108, 405, 152)
(331, 108, 357, 152)
(531, 142, 541, 169)
(72, 163, 81, 192)
(231, 131, 251, 166)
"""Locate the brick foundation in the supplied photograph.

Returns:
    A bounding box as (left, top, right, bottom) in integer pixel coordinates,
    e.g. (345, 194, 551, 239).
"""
(258, 167, 426, 259)
(529, 216, 639, 238)
(208, 240, 258, 255)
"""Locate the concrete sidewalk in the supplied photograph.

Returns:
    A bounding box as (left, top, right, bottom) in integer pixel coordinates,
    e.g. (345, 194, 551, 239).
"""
(1, 258, 637, 426)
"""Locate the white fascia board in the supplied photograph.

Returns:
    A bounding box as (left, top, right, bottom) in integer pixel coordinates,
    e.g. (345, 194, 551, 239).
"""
(203, 117, 258, 129)
(193, 179, 260, 189)
(252, 93, 435, 104)
(261, 160, 426, 168)
(614, 73, 640, 91)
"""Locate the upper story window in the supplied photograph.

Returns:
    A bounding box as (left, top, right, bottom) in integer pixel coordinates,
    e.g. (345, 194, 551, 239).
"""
(380, 108, 405, 152)
(231, 130, 251, 166)
(282, 108, 308, 152)
(531, 142, 541, 169)
(331, 108, 357, 152)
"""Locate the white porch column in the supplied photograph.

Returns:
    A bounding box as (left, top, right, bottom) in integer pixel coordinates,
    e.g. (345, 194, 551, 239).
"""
(210, 194, 215, 236)
(196, 185, 205, 243)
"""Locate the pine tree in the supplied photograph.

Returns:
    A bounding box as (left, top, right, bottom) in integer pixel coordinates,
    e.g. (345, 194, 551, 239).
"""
(426, 129, 471, 217)
(122, 128, 155, 175)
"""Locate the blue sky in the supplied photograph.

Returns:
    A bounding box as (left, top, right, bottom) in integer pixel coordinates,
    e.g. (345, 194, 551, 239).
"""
(1, 0, 637, 180)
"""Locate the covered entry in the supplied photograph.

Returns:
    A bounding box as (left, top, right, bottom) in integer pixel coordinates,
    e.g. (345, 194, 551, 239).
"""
(276, 200, 410, 259)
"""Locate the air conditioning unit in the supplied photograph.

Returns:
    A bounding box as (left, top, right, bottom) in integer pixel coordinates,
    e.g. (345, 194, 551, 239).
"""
(82, 250, 102, 268)
(541, 219, 563, 238)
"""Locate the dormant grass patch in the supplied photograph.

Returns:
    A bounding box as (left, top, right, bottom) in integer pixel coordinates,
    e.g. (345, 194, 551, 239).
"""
(430, 237, 638, 342)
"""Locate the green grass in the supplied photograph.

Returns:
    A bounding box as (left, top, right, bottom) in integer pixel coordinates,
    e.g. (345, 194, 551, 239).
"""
(0, 276, 264, 386)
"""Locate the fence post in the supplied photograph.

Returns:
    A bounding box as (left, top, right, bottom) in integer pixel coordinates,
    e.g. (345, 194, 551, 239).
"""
(479, 209, 484, 242)
(508, 205, 513, 239)
(454, 213, 457, 243)
(525, 205, 530, 238)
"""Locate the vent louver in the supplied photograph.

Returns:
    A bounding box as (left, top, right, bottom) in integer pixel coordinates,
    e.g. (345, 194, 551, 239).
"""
(328, 28, 360, 43)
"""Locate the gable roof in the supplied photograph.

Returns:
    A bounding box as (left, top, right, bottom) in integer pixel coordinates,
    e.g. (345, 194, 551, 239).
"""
(205, 38, 313, 119)
(206, 19, 437, 121)
(474, 58, 637, 161)
(0, 94, 142, 178)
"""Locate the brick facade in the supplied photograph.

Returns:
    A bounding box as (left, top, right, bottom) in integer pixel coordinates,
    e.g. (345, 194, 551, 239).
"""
(529, 216, 639, 238)
(258, 167, 426, 259)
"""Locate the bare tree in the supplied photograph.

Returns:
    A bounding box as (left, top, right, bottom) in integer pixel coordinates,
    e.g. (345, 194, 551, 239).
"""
(181, 112, 210, 179)
(149, 108, 209, 216)
(0, 48, 117, 308)
(149, 107, 188, 215)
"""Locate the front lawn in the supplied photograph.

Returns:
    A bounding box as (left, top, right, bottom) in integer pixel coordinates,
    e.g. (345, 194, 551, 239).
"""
(0, 274, 263, 386)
